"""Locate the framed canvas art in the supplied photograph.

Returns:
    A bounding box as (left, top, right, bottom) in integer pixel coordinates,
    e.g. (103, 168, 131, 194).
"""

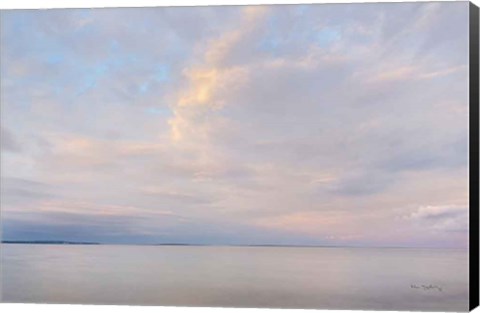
(1, 1, 479, 312)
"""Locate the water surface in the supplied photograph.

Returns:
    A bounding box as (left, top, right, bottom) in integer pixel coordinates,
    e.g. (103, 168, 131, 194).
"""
(0, 244, 469, 311)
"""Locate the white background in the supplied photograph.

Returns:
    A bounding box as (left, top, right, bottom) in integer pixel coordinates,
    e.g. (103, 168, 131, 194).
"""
(0, 0, 479, 313)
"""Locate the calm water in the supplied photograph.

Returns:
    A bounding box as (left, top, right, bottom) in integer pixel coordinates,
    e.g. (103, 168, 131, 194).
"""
(0, 244, 469, 311)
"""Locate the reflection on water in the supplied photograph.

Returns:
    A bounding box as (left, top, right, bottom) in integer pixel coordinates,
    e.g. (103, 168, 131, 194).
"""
(0, 244, 469, 311)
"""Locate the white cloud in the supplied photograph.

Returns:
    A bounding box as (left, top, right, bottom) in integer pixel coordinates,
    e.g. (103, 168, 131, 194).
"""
(410, 205, 469, 233)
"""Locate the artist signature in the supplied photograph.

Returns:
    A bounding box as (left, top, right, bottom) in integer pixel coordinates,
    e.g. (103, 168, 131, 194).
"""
(410, 284, 443, 292)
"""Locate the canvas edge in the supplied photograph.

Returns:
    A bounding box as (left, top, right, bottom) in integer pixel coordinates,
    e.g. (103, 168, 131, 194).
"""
(469, 1, 480, 312)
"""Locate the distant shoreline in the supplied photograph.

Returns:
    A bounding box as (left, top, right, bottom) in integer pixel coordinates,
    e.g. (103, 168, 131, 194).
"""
(1, 240, 101, 245)
(0, 241, 467, 250)
(1, 241, 323, 247)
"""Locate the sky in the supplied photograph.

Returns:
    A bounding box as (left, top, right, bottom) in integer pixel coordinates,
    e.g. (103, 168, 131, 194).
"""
(0, 2, 470, 247)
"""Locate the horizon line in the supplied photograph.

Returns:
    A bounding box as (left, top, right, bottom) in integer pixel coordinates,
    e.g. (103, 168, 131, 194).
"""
(0, 240, 468, 250)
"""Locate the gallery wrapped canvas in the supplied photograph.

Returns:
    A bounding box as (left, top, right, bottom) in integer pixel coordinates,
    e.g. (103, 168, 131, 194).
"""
(0, 1, 479, 311)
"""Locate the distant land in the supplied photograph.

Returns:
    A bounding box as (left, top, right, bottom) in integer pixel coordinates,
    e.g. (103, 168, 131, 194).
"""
(1, 240, 100, 245)
(1, 240, 325, 247)
(0, 240, 301, 246)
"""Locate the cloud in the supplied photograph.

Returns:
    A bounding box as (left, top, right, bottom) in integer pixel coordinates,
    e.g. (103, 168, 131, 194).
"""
(167, 6, 268, 145)
(410, 205, 469, 233)
(0, 177, 54, 208)
(327, 171, 394, 197)
(0, 2, 470, 247)
(1, 127, 22, 152)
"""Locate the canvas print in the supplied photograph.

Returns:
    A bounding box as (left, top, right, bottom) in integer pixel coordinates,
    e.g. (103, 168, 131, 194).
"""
(0, 1, 478, 311)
